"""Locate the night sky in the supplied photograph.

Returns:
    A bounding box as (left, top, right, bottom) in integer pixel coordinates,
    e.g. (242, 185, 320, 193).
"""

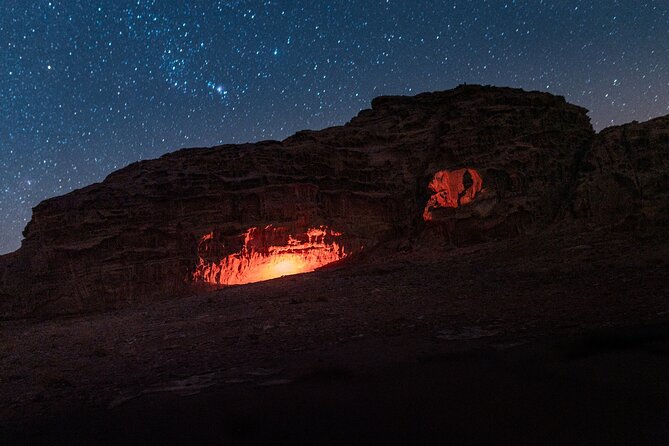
(1, 1, 668, 254)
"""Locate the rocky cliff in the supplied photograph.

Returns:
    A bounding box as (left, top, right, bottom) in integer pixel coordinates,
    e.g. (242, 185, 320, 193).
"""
(574, 115, 669, 226)
(0, 85, 666, 317)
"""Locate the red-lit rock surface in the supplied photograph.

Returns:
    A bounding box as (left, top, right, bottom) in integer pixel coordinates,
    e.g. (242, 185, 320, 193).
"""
(423, 168, 484, 221)
(0, 84, 667, 316)
(192, 226, 350, 286)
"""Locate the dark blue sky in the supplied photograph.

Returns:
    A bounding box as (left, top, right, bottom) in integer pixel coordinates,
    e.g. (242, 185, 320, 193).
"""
(1, 0, 668, 253)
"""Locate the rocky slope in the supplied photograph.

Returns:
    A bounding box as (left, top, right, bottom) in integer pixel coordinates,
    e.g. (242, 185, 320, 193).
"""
(0, 85, 666, 316)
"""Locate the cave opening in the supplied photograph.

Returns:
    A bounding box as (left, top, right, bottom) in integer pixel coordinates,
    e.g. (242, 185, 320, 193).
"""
(192, 225, 349, 286)
(423, 168, 483, 221)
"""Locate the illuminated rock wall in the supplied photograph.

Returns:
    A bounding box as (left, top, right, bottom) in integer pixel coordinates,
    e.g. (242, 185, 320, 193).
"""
(423, 168, 483, 221)
(193, 226, 349, 286)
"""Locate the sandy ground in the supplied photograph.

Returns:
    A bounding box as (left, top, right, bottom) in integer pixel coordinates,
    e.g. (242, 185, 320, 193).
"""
(1, 229, 668, 444)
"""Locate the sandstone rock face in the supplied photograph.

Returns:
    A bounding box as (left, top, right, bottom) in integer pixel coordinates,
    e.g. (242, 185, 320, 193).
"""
(574, 115, 669, 226)
(423, 168, 484, 221)
(3, 84, 658, 317)
(192, 225, 350, 286)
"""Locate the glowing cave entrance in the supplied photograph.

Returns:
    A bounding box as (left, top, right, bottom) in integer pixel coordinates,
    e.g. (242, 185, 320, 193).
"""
(193, 225, 348, 286)
(423, 168, 483, 221)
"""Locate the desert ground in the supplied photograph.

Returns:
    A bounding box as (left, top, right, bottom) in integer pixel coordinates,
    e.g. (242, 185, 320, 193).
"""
(1, 228, 668, 445)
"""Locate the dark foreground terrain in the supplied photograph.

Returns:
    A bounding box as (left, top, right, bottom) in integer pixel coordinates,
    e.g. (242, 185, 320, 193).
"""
(2, 229, 669, 445)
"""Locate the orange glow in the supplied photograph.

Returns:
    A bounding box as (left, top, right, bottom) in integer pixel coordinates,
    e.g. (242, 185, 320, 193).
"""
(193, 226, 348, 286)
(423, 168, 483, 221)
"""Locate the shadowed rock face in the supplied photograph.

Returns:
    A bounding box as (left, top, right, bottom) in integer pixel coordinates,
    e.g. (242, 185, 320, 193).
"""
(574, 115, 669, 226)
(0, 84, 665, 317)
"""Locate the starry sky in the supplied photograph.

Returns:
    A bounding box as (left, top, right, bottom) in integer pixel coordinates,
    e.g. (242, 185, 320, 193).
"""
(1, 0, 668, 254)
